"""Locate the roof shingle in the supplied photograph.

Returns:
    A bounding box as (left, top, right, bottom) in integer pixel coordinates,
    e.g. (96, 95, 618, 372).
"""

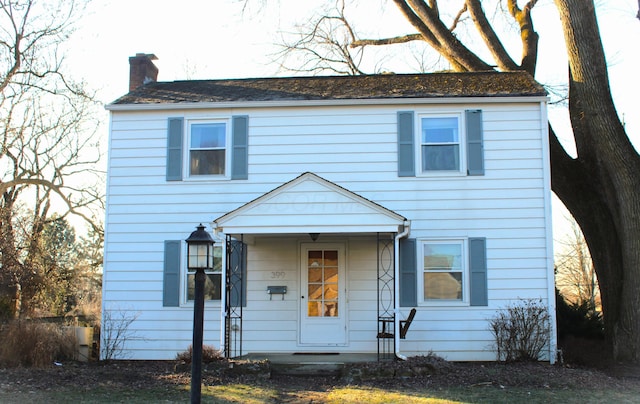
(111, 71, 546, 105)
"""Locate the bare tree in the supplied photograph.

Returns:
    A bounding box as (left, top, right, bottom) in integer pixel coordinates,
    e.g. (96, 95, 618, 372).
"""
(0, 0, 104, 319)
(276, 0, 366, 75)
(275, 0, 640, 363)
(555, 218, 600, 311)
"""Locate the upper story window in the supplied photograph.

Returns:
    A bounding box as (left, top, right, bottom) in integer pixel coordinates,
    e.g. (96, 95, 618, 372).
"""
(166, 116, 248, 182)
(420, 115, 462, 173)
(397, 110, 483, 178)
(189, 122, 228, 176)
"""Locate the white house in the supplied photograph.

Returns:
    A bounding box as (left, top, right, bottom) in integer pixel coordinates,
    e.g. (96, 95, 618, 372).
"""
(102, 54, 555, 362)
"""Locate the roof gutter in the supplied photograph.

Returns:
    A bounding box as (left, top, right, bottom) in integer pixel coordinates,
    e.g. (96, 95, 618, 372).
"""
(104, 95, 549, 112)
(394, 220, 411, 361)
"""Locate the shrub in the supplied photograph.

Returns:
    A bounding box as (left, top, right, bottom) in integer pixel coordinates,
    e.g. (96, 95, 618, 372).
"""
(556, 290, 604, 340)
(0, 321, 77, 367)
(489, 298, 551, 362)
(101, 308, 139, 360)
(176, 344, 223, 364)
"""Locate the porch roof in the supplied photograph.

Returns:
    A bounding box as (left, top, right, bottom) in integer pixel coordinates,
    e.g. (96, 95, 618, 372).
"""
(214, 173, 406, 235)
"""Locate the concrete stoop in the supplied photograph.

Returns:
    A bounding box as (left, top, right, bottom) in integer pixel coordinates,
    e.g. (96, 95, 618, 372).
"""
(270, 361, 345, 377)
(173, 353, 389, 379)
(244, 353, 378, 377)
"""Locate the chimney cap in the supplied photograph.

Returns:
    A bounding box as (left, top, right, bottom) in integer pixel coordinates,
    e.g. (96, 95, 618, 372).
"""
(131, 53, 158, 60)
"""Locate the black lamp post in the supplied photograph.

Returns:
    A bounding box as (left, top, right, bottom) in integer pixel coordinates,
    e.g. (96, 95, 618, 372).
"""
(185, 224, 215, 404)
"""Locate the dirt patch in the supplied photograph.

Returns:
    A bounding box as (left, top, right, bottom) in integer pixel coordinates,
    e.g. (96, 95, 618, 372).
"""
(338, 355, 640, 392)
(0, 357, 638, 394)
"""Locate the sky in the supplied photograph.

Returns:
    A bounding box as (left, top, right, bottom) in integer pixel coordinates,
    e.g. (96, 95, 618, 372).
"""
(64, 0, 640, 243)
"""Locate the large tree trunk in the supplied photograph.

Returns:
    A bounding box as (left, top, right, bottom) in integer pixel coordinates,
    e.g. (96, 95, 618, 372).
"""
(553, 0, 640, 363)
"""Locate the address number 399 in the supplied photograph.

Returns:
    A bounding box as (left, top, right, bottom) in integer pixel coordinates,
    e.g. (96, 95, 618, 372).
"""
(270, 271, 286, 279)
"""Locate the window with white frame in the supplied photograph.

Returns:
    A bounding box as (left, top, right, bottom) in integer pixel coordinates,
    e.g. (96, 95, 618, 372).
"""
(420, 115, 462, 172)
(421, 240, 465, 302)
(189, 121, 227, 176)
(186, 244, 223, 301)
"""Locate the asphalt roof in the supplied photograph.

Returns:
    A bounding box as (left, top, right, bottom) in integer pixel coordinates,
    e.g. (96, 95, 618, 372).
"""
(110, 71, 546, 105)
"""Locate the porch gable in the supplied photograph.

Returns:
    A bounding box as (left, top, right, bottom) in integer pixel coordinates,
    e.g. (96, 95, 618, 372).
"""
(214, 172, 406, 234)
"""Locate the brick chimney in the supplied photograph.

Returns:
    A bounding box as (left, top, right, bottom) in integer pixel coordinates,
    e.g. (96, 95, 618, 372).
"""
(128, 53, 158, 92)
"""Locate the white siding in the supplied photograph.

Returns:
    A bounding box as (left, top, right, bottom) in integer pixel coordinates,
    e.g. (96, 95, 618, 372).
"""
(103, 101, 554, 361)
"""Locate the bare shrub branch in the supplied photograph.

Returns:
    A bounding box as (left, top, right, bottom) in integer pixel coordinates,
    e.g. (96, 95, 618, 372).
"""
(101, 308, 140, 360)
(490, 299, 551, 362)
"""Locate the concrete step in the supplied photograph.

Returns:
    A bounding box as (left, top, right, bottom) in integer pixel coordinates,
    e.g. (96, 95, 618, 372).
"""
(241, 353, 379, 377)
(270, 361, 345, 377)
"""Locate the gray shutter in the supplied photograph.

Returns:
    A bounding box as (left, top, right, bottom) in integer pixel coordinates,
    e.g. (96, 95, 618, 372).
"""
(231, 115, 249, 180)
(229, 240, 247, 307)
(166, 118, 184, 181)
(469, 237, 488, 306)
(399, 238, 417, 307)
(397, 111, 415, 177)
(466, 110, 484, 176)
(163, 240, 181, 307)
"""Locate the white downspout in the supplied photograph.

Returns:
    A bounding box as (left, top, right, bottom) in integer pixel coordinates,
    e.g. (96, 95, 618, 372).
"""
(213, 225, 227, 356)
(394, 220, 411, 360)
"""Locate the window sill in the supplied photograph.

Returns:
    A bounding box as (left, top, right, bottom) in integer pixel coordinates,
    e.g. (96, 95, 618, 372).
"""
(415, 170, 468, 178)
(184, 175, 230, 182)
(418, 301, 469, 308)
(182, 301, 223, 308)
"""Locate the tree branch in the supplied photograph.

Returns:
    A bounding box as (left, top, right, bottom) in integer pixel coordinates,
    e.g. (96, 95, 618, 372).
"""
(351, 33, 423, 48)
(397, 0, 494, 71)
(276, 9, 366, 75)
(507, 0, 539, 75)
(450, 3, 467, 32)
(465, 0, 519, 71)
(391, 0, 443, 52)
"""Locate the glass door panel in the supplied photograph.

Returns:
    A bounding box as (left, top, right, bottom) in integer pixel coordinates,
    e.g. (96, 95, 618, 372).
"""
(306, 249, 339, 318)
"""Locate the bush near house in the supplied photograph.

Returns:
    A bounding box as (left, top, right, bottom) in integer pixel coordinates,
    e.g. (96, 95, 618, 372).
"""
(175, 344, 224, 364)
(0, 321, 77, 367)
(489, 299, 551, 362)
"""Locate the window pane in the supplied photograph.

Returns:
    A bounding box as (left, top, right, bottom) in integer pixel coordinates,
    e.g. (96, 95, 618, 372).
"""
(324, 250, 338, 266)
(308, 250, 322, 267)
(212, 245, 223, 272)
(422, 117, 458, 143)
(324, 267, 338, 283)
(423, 243, 463, 301)
(324, 284, 338, 300)
(424, 272, 463, 300)
(422, 144, 460, 171)
(308, 267, 322, 283)
(308, 301, 321, 317)
(308, 283, 322, 299)
(424, 244, 462, 270)
(191, 123, 226, 148)
(187, 273, 222, 301)
(324, 302, 338, 317)
(190, 149, 225, 175)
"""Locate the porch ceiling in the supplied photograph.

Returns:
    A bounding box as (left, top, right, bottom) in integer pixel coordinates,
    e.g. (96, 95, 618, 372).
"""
(214, 172, 406, 235)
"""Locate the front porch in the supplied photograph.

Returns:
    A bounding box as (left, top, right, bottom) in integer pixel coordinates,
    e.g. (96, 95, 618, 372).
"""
(213, 173, 412, 361)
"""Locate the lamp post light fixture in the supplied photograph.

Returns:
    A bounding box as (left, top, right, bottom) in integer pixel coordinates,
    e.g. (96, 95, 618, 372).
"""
(185, 224, 215, 404)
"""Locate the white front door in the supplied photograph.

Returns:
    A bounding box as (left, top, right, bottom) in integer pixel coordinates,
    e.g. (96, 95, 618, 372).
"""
(300, 243, 347, 345)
